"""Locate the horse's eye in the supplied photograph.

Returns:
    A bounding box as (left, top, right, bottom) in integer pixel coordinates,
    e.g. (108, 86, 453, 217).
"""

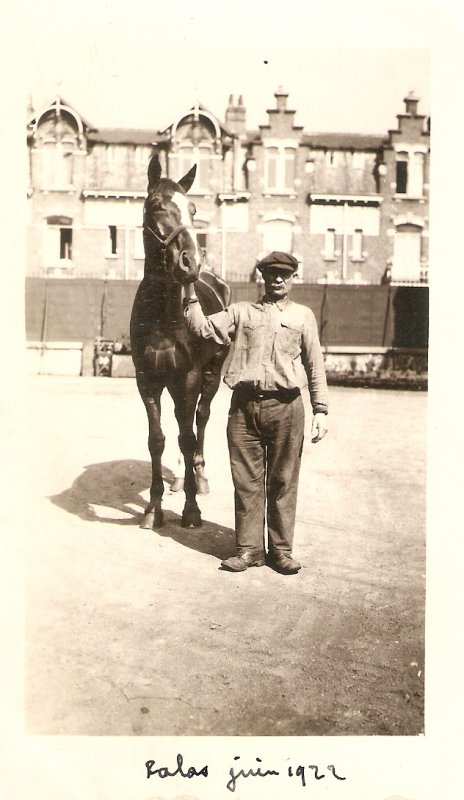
(188, 202, 196, 217)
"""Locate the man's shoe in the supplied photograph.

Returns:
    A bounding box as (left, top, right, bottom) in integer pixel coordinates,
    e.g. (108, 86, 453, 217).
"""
(221, 552, 265, 572)
(268, 552, 301, 574)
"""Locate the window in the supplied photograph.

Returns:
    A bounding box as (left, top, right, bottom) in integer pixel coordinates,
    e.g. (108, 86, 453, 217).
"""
(198, 146, 211, 192)
(324, 228, 336, 260)
(262, 219, 293, 253)
(42, 141, 74, 187)
(134, 227, 145, 259)
(325, 151, 338, 168)
(174, 145, 211, 193)
(351, 229, 363, 261)
(409, 152, 425, 196)
(396, 150, 425, 196)
(107, 145, 124, 164)
(196, 232, 207, 259)
(396, 152, 408, 193)
(59, 148, 73, 185)
(284, 148, 295, 189)
(264, 145, 296, 192)
(135, 146, 151, 168)
(392, 226, 422, 281)
(60, 228, 72, 260)
(108, 225, 117, 256)
(352, 152, 365, 170)
(222, 202, 249, 232)
(43, 218, 73, 267)
(265, 147, 279, 190)
(179, 146, 194, 178)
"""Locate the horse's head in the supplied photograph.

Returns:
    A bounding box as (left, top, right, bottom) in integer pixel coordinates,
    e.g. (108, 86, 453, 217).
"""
(143, 154, 202, 284)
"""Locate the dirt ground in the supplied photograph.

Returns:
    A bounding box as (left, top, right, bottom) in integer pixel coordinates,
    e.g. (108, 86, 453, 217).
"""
(25, 375, 426, 736)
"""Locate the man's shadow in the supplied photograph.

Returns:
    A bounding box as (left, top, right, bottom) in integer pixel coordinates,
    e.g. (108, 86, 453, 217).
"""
(49, 459, 235, 561)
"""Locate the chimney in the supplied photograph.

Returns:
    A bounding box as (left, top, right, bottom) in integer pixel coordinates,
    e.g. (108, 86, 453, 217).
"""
(274, 85, 289, 112)
(404, 90, 419, 117)
(225, 93, 247, 135)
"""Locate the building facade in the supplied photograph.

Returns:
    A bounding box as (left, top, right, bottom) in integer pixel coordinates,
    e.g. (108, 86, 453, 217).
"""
(26, 89, 430, 285)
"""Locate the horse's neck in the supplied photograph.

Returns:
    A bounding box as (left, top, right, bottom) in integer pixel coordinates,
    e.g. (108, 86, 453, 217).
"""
(142, 275, 184, 327)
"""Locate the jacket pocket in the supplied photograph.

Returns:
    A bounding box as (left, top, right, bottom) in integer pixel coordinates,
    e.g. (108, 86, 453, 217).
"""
(276, 322, 301, 358)
(242, 321, 265, 349)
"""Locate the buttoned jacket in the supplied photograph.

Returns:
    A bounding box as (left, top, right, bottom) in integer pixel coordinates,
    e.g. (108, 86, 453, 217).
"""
(185, 296, 328, 414)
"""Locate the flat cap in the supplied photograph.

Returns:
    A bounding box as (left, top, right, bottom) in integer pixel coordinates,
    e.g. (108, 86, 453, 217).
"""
(256, 251, 299, 274)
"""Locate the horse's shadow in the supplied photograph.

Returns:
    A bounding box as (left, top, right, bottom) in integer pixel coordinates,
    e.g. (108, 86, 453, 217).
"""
(49, 459, 235, 561)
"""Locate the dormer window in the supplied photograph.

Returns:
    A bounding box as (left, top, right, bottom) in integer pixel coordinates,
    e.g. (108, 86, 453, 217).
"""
(173, 142, 212, 194)
(42, 139, 74, 188)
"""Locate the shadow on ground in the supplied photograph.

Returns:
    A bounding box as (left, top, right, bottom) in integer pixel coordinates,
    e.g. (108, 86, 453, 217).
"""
(49, 459, 235, 561)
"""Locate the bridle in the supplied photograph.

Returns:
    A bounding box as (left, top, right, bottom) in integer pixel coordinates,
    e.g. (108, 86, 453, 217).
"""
(143, 220, 193, 278)
(143, 222, 188, 250)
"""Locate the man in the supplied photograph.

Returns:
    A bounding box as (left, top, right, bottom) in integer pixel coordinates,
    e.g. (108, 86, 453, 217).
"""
(183, 251, 328, 575)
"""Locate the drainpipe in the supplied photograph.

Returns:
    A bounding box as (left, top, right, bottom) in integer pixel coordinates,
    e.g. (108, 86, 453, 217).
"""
(124, 198, 130, 280)
(221, 202, 226, 280)
(342, 201, 348, 283)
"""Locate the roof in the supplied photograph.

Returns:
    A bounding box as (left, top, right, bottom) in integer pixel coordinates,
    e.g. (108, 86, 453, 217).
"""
(158, 101, 235, 138)
(301, 132, 386, 150)
(27, 96, 96, 132)
(87, 129, 170, 145)
(244, 130, 386, 150)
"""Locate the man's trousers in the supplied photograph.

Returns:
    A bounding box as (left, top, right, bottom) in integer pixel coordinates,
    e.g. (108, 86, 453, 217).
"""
(226, 389, 305, 556)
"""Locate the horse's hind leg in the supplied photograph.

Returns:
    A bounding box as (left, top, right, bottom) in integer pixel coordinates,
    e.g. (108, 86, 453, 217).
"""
(194, 360, 224, 494)
(193, 394, 212, 495)
(170, 450, 185, 493)
(140, 388, 165, 529)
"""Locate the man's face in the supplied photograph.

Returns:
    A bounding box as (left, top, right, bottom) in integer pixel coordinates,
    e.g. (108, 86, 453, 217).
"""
(262, 267, 295, 300)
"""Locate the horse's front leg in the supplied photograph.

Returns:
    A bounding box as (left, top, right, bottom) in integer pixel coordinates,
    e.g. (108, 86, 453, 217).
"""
(170, 381, 202, 528)
(141, 390, 165, 530)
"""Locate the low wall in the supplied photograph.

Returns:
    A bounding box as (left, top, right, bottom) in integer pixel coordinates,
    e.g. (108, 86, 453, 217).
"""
(27, 341, 84, 376)
(25, 278, 429, 380)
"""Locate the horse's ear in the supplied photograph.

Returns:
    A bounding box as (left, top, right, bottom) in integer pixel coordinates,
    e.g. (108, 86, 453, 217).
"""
(178, 164, 197, 194)
(147, 154, 162, 190)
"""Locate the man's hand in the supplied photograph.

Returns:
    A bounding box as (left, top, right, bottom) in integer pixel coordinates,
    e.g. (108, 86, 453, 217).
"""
(182, 281, 197, 301)
(311, 413, 328, 443)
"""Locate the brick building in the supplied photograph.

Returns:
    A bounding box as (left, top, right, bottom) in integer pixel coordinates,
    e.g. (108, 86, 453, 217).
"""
(26, 89, 429, 285)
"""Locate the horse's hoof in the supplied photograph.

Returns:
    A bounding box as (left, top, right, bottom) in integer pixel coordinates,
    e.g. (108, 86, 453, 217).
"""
(170, 477, 184, 493)
(140, 510, 164, 530)
(181, 511, 202, 529)
(195, 477, 210, 495)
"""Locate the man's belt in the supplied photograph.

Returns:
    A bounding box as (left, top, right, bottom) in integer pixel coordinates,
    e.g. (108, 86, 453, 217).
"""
(235, 386, 300, 402)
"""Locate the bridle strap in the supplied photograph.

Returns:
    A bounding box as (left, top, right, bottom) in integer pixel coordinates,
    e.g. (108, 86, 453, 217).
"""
(144, 223, 188, 249)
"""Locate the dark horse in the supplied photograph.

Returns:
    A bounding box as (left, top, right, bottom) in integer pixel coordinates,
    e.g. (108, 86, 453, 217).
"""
(130, 155, 230, 530)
